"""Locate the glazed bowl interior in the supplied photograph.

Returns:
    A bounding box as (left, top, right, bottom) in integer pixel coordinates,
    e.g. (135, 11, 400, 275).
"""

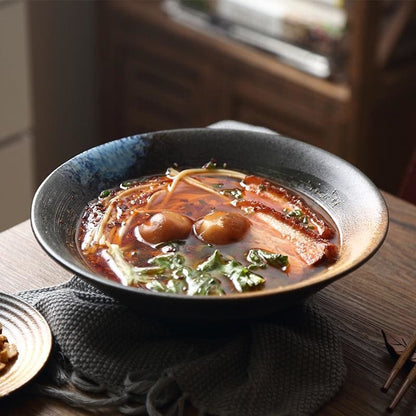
(31, 128, 388, 322)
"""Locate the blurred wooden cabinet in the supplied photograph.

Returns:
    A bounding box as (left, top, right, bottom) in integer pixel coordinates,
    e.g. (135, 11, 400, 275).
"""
(98, 0, 415, 194)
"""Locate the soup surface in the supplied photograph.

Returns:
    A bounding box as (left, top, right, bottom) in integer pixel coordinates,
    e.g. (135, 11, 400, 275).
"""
(77, 163, 339, 295)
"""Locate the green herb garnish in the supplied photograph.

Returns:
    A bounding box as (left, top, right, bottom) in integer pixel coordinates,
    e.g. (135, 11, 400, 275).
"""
(120, 180, 134, 189)
(247, 249, 289, 270)
(198, 250, 265, 293)
(284, 208, 309, 225)
(99, 189, 110, 198)
(106, 244, 164, 285)
(221, 188, 243, 200)
(105, 247, 224, 296)
(106, 244, 289, 295)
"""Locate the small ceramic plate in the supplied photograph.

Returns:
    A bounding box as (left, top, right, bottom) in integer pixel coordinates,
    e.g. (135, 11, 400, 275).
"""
(0, 293, 52, 397)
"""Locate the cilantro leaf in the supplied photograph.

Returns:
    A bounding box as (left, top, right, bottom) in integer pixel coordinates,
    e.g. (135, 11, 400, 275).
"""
(247, 248, 289, 270)
(198, 250, 265, 293)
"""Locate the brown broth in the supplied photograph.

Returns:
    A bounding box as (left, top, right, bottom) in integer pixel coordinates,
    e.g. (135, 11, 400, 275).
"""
(76, 168, 339, 295)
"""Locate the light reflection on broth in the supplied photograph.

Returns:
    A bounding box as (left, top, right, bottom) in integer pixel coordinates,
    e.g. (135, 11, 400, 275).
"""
(76, 164, 339, 295)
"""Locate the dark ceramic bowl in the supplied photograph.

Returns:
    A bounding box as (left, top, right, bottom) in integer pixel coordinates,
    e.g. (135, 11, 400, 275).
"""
(31, 128, 388, 322)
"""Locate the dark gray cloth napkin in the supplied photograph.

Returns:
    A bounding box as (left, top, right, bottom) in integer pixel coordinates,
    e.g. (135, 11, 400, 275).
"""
(19, 276, 346, 416)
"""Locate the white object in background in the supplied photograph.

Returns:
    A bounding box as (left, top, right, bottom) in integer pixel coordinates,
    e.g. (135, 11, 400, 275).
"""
(164, 0, 331, 78)
(216, 0, 347, 40)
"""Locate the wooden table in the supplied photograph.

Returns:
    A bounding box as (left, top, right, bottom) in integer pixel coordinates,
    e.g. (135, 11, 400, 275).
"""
(1, 191, 415, 415)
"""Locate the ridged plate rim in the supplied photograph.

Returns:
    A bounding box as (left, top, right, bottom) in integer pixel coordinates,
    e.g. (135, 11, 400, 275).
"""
(0, 292, 52, 398)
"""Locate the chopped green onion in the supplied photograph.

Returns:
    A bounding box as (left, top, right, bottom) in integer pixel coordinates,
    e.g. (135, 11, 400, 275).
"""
(221, 188, 243, 200)
(284, 208, 309, 225)
(120, 180, 134, 189)
(99, 189, 110, 198)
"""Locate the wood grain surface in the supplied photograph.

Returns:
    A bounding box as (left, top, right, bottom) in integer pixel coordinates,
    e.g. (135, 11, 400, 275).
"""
(0, 192, 415, 415)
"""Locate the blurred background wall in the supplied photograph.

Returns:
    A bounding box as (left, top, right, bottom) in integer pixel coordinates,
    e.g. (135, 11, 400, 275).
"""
(28, 0, 98, 184)
(0, 0, 33, 231)
(0, 0, 98, 231)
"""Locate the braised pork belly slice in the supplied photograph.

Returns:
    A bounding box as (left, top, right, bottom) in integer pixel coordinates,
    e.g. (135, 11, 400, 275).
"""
(242, 176, 335, 239)
(237, 201, 338, 266)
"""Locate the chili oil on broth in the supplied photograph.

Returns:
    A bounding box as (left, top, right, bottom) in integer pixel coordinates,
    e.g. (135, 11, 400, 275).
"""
(76, 165, 339, 296)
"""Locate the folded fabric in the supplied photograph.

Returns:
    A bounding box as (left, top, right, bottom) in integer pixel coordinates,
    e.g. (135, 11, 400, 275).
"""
(20, 276, 346, 416)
